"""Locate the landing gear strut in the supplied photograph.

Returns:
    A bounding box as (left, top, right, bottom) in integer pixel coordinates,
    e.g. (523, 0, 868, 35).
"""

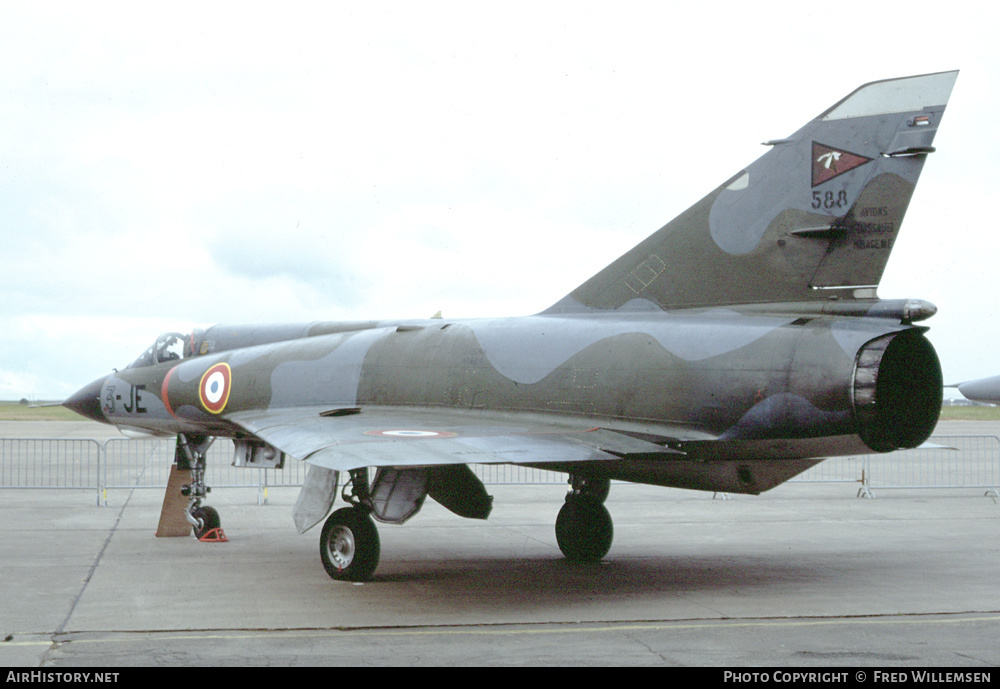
(555, 475, 613, 561)
(319, 468, 381, 582)
(176, 434, 221, 539)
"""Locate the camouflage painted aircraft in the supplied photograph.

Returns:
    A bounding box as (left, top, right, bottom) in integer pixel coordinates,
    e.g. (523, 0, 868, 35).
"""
(64, 71, 957, 581)
(951, 376, 1000, 404)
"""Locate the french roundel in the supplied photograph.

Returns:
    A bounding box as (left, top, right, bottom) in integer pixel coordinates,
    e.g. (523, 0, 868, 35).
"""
(199, 363, 232, 414)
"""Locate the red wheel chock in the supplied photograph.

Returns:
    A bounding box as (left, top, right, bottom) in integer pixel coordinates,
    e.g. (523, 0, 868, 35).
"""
(198, 527, 228, 542)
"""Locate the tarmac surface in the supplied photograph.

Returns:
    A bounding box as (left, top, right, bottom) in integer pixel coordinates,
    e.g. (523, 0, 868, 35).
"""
(1, 419, 999, 667)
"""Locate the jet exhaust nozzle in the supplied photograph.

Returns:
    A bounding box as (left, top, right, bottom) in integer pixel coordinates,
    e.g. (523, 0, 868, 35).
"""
(853, 330, 942, 452)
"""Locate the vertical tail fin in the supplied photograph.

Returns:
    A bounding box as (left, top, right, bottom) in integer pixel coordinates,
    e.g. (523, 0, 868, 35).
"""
(546, 71, 958, 313)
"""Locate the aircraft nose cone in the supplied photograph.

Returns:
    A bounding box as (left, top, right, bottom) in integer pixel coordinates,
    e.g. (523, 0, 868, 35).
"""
(63, 377, 107, 424)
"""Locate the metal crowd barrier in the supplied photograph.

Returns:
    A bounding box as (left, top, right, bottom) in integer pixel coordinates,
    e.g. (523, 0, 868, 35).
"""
(790, 434, 1000, 498)
(855, 435, 1000, 498)
(101, 438, 309, 505)
(472, 463, 565, 486)
(0, 437, 310, 506)
(2, 435, 998, 505)
(0, 438, 102, 503)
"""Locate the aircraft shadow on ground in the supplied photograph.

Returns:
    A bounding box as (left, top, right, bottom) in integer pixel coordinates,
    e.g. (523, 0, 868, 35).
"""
(364, 553, 852, 602)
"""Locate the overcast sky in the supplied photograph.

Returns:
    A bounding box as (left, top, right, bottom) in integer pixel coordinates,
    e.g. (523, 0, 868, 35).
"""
(3, 2, 999, 400)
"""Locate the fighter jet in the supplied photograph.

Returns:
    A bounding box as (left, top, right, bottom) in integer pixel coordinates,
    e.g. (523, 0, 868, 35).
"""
(952, 376, 1000, 404)
(64, 71, 957, 581)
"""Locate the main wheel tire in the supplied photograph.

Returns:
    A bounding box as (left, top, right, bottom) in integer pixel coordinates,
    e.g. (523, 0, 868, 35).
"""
(320, 507, 381, 581)
(192, 505, 220, 539)
(555, 497, 613, 561)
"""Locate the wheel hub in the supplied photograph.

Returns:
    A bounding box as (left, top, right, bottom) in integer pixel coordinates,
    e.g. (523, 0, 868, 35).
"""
(326, 525, 356, 569)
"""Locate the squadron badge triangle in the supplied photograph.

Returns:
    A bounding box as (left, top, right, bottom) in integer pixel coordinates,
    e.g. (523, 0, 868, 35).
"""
(811, 142, 873, 187)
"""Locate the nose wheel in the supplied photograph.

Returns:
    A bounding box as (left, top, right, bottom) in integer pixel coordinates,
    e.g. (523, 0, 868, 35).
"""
(191, 505, 221, 540)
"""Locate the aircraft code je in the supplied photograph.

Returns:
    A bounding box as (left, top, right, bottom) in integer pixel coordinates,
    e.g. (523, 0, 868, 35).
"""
(105, 384, 147, 414)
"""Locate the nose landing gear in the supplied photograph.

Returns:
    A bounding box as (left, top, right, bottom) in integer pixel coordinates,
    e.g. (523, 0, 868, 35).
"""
(191, 505, 223, 541)
(176, 434, 226, 542)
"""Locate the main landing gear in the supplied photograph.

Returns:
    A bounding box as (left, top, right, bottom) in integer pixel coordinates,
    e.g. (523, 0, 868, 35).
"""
(320, 506, 380, 582)
(555, 475, 613, 561)
(319, 469, 381, 582)
(176, 434, 224, 540)
(315, 470, 614, 582)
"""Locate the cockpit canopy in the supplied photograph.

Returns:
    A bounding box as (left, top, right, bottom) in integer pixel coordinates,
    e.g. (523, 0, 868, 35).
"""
(126, 331, 202, 369)
(123, 322, 378, 370)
